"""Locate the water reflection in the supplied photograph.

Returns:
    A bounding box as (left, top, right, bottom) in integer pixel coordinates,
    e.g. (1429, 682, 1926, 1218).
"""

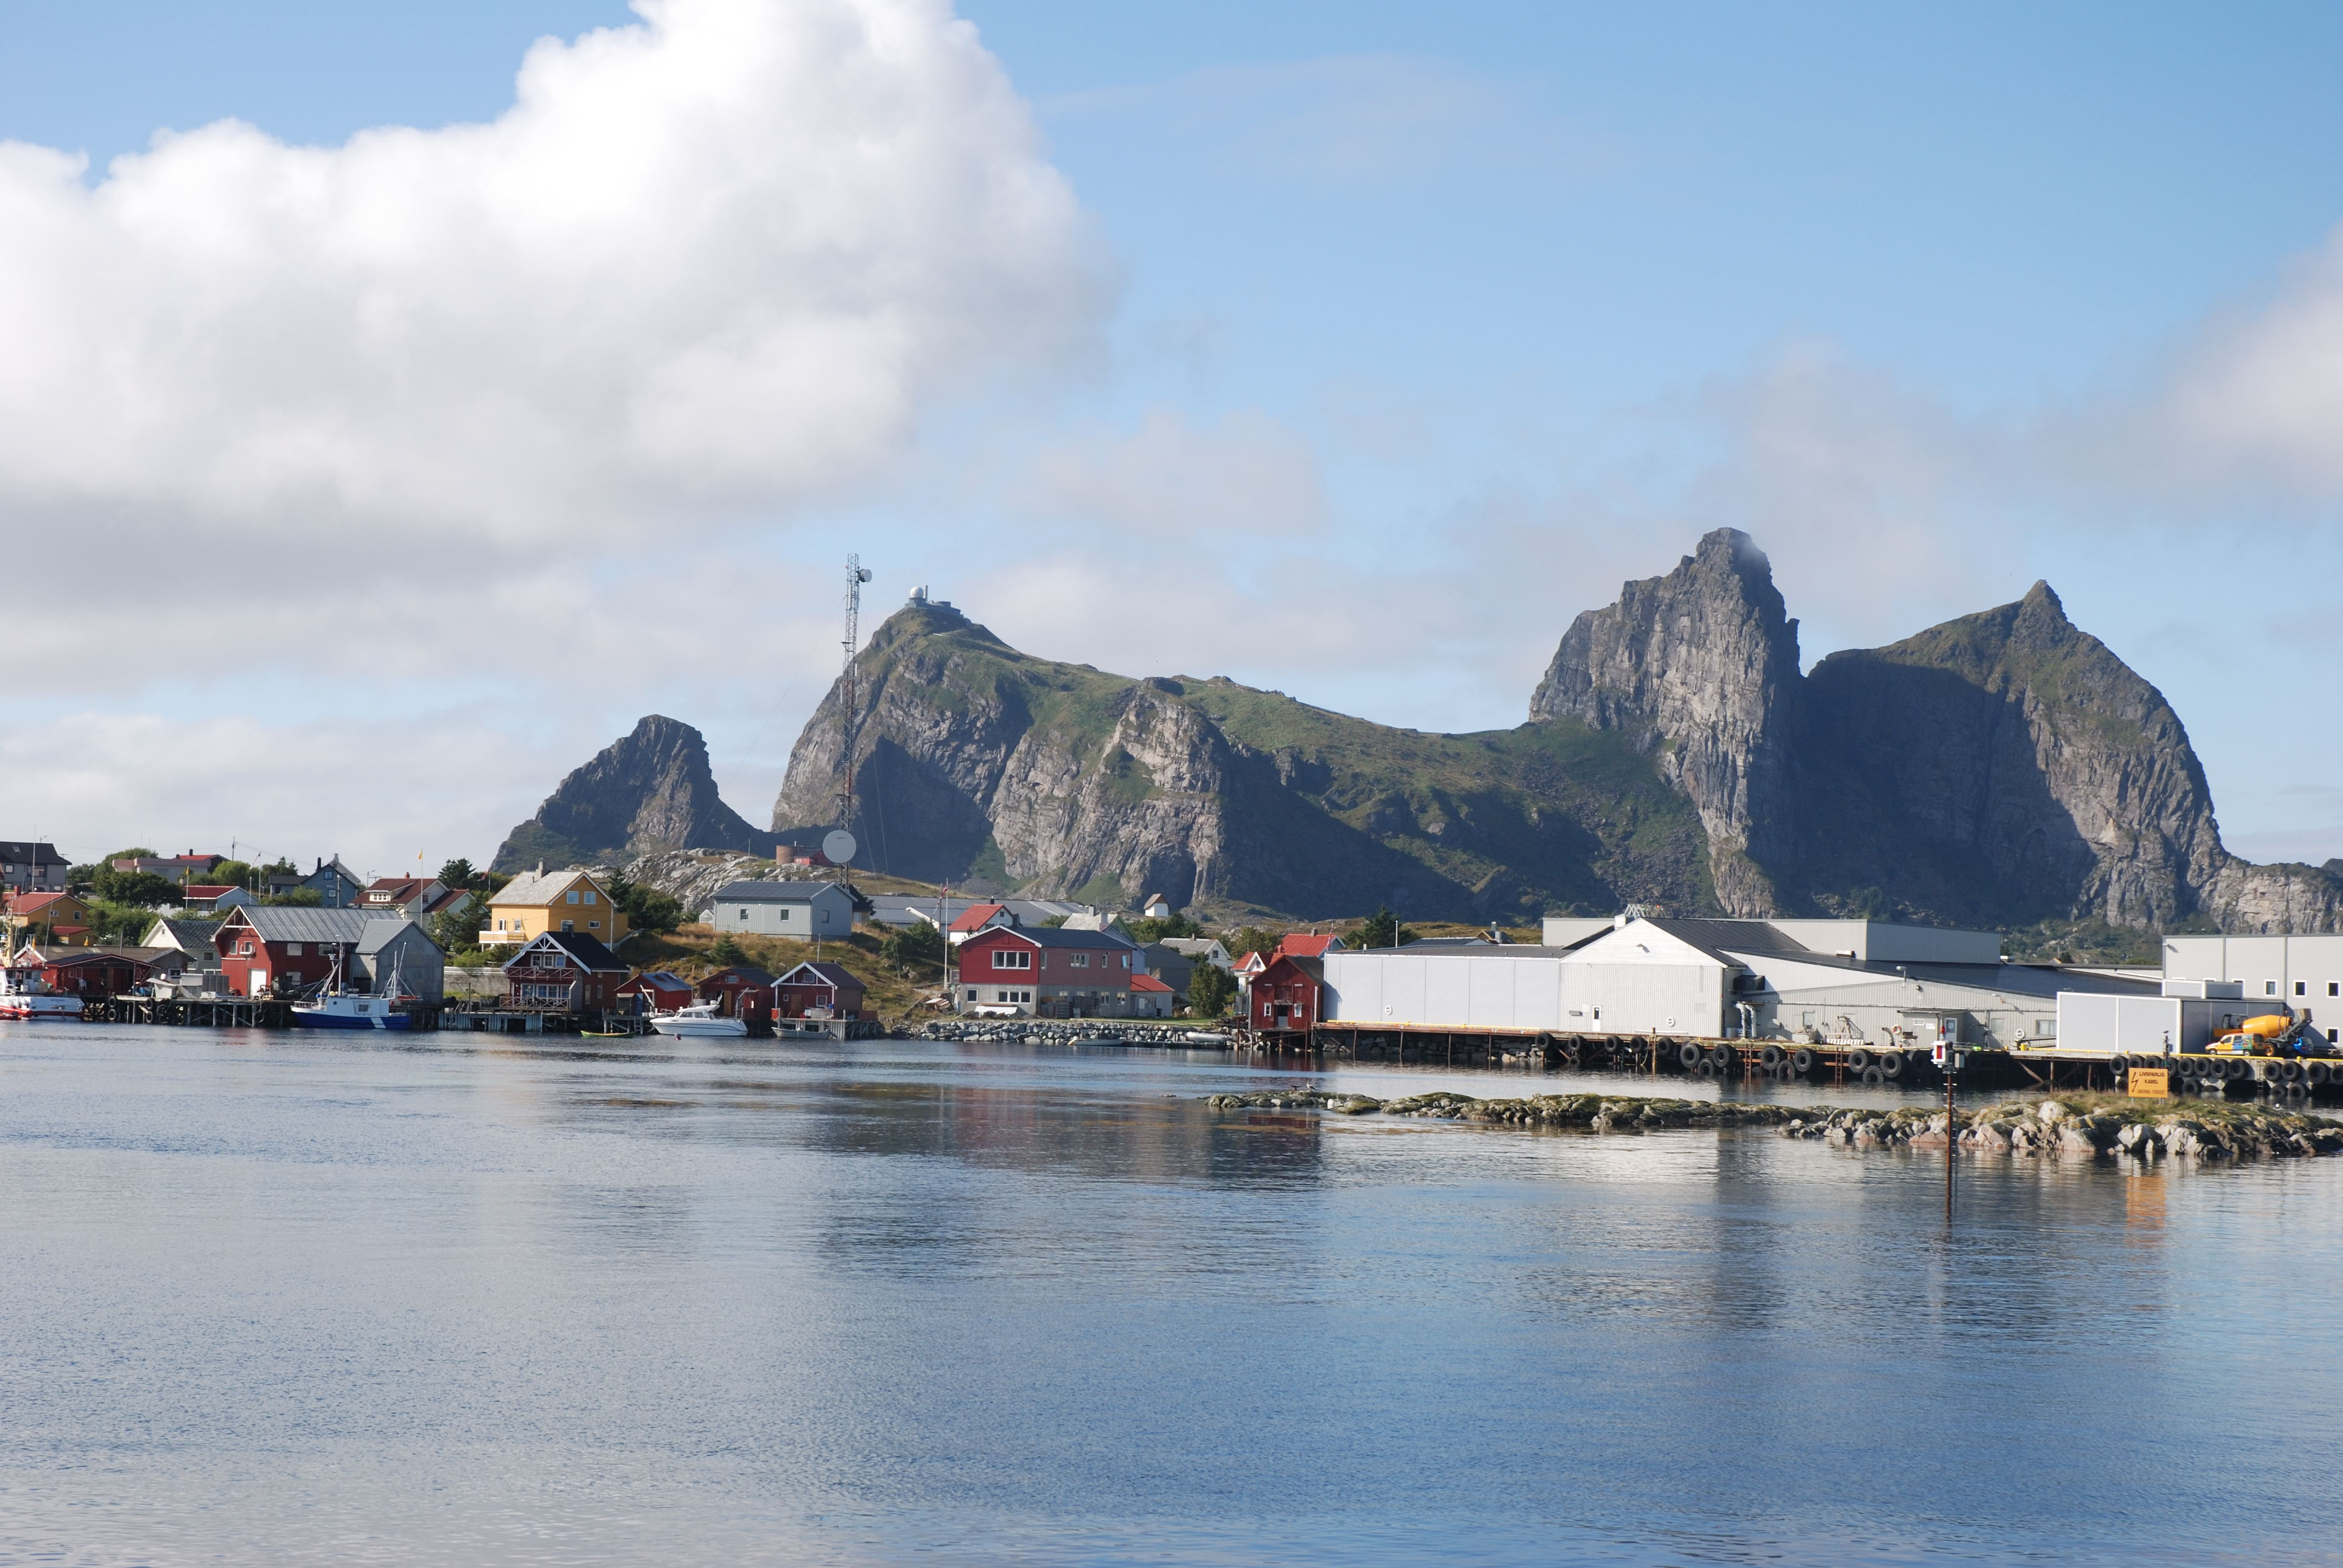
(2, 1021, 2341, 1567)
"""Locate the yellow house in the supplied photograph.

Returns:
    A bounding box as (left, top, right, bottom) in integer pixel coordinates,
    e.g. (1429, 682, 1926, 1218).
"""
(482, 869, 629, 947)
(2, 892, 93, 948)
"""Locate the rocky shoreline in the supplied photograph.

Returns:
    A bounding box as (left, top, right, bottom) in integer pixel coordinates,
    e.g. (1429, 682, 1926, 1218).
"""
(922, 1020, 1227, 1048)
(1205, 1089, 2343, 1160)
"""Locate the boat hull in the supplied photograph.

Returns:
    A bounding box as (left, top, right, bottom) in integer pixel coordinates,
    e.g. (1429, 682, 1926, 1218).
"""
(290, 1011, 411, 1031)
(0, 999, 84, 1021)
(649, 1016, 749, 1037)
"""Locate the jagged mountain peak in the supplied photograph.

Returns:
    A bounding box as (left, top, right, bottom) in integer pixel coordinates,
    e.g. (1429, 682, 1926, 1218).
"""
(492, 714, 773, 874)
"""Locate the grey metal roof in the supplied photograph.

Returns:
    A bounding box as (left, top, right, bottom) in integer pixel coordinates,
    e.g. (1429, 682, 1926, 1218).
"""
(502, 929, 624, 972)
(358, 920, 434, 956)
(711, 881, 844, 903)
(980, 926, 1139, 951)
(226, 907, 382, 944)
(0, 841, 66, 865)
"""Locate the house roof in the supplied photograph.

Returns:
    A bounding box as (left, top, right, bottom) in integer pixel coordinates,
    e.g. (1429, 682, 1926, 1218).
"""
(7, 892, 80, 916)
(1058, 912, 1127, 933)
(146, 917, 222, 950)
(1261, 953, 1325, 983)
(948, 902, 1012, 932)
(973, 925, 1136, 952)
(1155, 938, 1225, 958)
(490, 869, 605, 907)
(1277, 934, 1344, 959)
(218, 906, 383, 944)
(776, 960, 865, 990)
(357, 921, 433, 957)
(182, 884, 238, 899)
(0, 841, 67, 866)
(712, 880, 841, 904)
(503, 929, 624, 972)
(619, 970, 695, 993)
(1130, 973, 1174, 993)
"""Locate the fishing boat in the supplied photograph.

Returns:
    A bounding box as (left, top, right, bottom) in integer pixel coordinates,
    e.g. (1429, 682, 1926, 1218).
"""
(0, 965, 84, 1021)
(647, 1002, 747, 1038)
(289, 950, 411, 1031)
(290, 991, 411, 1030)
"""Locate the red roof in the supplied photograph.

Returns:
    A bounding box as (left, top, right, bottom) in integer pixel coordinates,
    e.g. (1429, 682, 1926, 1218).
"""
(8, 892, 77, 916)
(1130, 973, 1174, 993)
(948, 902, 1010, 933)
(182, 884, 237, 899)
(1277, 934, 1343, 959)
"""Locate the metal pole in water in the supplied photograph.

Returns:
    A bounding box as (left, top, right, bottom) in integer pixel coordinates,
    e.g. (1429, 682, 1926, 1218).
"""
(1944, 1043, 1958, 1223)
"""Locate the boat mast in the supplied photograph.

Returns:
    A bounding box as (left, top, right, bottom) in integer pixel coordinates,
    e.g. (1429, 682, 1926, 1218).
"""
(836, 554, 873, 843)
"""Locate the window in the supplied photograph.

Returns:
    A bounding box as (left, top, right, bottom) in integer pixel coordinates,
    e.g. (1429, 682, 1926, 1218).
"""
(588, 920, 600, 930)
(1800, 1011, 1815, 1027)
(2267, 980, 2279, 995)
(1072, 952, 1089, 969)
(566, 892, 580, 905)
(2297, 981, 2307, 996)
(239, 941, 255, 956)
(992, 949, 1031, 970)
(741, 909, 750, 921)
(561, 920, 574, 932)
(2332, 983, 2339, 998)
(287, 943, 303, 956)
(965, 988, 976, 1001)
(1121, 955, 1131, 970)
(582, 890, 596, 904)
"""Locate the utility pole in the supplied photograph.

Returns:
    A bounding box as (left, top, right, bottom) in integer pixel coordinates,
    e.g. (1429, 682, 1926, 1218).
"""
(836, 555, 874, 841)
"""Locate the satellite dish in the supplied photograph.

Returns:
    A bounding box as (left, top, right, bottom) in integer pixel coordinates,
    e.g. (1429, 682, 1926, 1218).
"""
(822, 829, 858, 866)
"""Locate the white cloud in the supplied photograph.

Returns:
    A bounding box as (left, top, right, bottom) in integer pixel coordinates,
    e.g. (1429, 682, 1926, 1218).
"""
(0, 0, 1105, 547)
(2163, 222, 2343, 496)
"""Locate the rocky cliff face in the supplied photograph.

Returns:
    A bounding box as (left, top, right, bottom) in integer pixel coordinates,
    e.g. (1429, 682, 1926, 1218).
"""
(1527, 536, 2342, 932)
(753, 547, 2339, 932)
(493, 715, 775, 873)
(1529, 528, 1802, 915)
(770, 598, 1712, 920)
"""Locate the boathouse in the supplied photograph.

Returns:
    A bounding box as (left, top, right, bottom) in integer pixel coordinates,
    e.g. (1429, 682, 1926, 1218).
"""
(1249, 953, 1324, 1037)
(773, 961, 868, 1021)
(696, 965, 776, 1018)
(617, 970, 695, 1014)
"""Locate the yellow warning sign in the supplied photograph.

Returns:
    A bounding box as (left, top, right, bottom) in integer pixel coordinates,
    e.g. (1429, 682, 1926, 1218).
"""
(2126, 1067, 2170, 1099)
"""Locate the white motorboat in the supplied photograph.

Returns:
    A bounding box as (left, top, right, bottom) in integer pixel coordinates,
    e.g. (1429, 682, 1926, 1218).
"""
(0, 965, 83, 1021)
(648, 1002, 748, 1037)
(290, 991, 410, 1031)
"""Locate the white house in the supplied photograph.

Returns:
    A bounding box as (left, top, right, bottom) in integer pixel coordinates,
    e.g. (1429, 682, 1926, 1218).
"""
(704, 881, 857, 939)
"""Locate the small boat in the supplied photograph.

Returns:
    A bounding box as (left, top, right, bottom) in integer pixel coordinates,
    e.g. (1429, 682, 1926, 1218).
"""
(648, 1002, 748, 1038)
(1070, 1034, 1126, 1048)
(0, 965, 83, 1021)
(1182, 1031, 1231, 1045)
(290, 991, 411, 1030)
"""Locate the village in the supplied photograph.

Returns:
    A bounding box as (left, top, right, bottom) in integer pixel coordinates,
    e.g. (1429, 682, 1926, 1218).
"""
(4, 835, 2340, 1101)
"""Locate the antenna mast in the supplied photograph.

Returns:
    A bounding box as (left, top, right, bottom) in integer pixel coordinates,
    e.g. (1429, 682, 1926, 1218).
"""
(836, 554, 874, 837)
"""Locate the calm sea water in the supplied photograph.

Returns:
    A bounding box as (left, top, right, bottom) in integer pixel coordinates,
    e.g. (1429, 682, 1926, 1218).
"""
(2, 1021, 2338, 1566)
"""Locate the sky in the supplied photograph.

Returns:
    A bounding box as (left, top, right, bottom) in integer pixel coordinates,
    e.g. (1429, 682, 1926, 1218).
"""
(2, 0, 2342, 880)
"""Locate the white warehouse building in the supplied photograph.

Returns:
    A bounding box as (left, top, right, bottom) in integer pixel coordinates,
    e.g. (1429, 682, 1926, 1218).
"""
(1320, 915, 2155, 1048)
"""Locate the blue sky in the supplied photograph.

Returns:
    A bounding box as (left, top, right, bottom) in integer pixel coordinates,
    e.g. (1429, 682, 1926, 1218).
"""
(2, 0, 2339, 875)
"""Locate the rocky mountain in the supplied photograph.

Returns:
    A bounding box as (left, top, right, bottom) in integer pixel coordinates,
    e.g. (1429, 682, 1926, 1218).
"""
(493, 715, 776, 874)
(759, 542, 2341, 933)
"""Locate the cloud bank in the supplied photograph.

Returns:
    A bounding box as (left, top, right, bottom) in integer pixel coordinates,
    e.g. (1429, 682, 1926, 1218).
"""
(0, 0, 1103, 544)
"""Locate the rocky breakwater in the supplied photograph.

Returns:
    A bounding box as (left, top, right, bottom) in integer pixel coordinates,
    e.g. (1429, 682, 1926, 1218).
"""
(922, 1019, 1227, 1048)
(1207, 1089, 2343, 1159)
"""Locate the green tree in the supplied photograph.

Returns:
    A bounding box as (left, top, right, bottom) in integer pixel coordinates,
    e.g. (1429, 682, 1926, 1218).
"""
(1348, 907, 1415, 950)
(1129, 912, 1205, 944)
(1188, 961, 1236, 1019)
(605, 872, 684, 936)
(88, 902, 162, 946)
(437, 857, 480, 889)
(1225, 926, 1280, 962)
(880, 920, 946, 976)
(708, 933, 749, 968)
(208, 859, 255, 891)
(428, 892, 487, 953)
(88, 868, 183, 908)
(264, 887, 324, 907)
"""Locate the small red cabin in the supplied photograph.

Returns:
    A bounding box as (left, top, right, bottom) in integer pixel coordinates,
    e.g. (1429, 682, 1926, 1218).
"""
(696, 965, 776, 1018)
(616, 970, 695, 1014)
(1249, 953, 1323, 1037)
(773, 961, 868, 1021)
(15, 949, 151, 996)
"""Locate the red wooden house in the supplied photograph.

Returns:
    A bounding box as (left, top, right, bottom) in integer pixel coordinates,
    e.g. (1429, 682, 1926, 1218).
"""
(617, 970, 695, 1014)
(773, 961, 868, 1021)
(1249, 953, 1325, 1037)
(212, 906, 377, 996)
(696, 965, 776, 1018)
(14, 947, 152, 996)
(956, 926, 1137, 1017)
(500, 930, 629, 1010)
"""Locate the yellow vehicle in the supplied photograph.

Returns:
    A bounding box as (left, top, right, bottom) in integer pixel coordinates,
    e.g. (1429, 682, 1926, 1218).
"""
(2209, 1014, 2305, 1056)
